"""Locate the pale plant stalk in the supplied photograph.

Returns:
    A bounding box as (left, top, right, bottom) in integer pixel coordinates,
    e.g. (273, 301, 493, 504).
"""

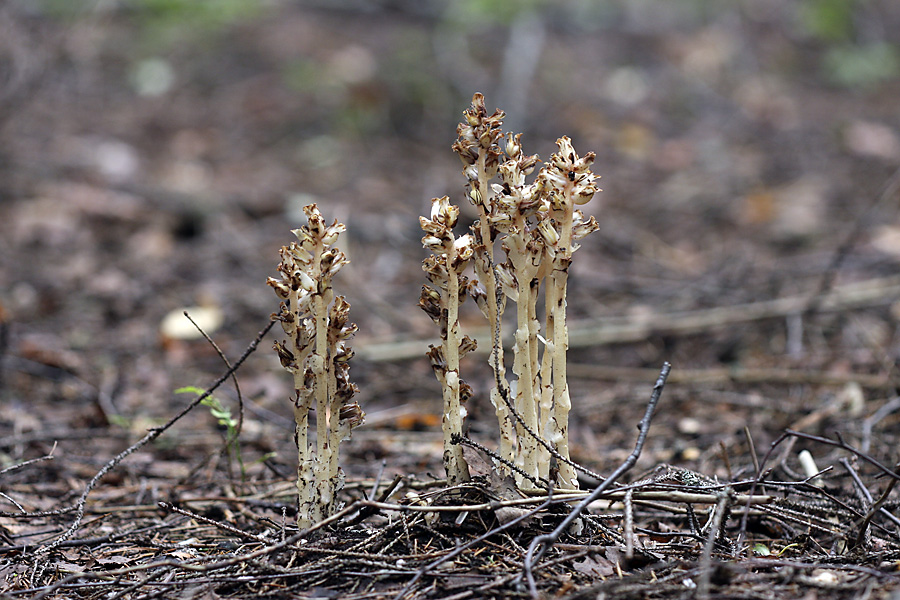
(537, 279, 556, 482)
(473, 153, 515, 466)
(438, 96, 600, 492)
(540, 136, 600, 489)
(526, 262, 547, 479)
(443, 262, 468, 484)
(506, 225, 542, 482)
(325, 303, 347, 489)
(420, 197, 473, 485)
(269, 204, 363, 529)
(547, 197, 576, 489)
(288, 287, 315, 527)
(312, 287, 332, 517)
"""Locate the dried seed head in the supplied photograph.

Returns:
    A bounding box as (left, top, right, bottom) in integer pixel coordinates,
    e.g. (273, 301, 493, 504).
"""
(454, 93, 505, 177)
(541, 136, 600, 206)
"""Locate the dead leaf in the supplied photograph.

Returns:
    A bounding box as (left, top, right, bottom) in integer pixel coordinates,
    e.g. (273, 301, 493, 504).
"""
(573, 553, 616, 578)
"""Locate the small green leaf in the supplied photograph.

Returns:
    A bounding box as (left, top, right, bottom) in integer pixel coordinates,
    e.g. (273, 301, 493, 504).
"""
(752, 543, 771, 556)
(175, 385, 206, 396)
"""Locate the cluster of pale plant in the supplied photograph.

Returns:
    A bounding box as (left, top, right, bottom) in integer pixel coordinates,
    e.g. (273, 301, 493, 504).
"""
(269, 93, 599, 527)
(267, 205, 365, 529)
(420, 93, 599, 492)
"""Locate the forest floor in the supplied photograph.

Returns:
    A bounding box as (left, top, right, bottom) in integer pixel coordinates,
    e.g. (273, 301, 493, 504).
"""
(2, 2, 900, 598)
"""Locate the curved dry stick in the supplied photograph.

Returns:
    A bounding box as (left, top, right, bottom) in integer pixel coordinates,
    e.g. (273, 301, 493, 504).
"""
(523, 361, 670, 598)
(183, 310, 245, 480)
(35, 319, 275, 554)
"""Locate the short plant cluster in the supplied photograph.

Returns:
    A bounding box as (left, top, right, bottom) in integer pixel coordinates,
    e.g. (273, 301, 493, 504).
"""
(270, 93, 599, 524)
(268, 205, 364, 528)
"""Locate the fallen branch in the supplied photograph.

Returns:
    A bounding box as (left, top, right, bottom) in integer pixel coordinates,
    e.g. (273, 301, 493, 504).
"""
(356, 275, 900, 362)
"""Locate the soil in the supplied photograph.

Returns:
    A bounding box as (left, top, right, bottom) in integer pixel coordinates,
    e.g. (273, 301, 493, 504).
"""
(2, 2, 900, 598)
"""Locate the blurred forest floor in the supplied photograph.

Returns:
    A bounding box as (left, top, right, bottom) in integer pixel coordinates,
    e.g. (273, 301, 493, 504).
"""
(2, 1, 900, 598)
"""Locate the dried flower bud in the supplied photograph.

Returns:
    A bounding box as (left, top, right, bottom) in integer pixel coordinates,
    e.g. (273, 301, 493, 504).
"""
(495, 263, 519, 301)
(504, 232, 528, 257)
(418, 285, 443, 323)
(506, 133, 521, 158)
(537, 219, 560, 246)
(326, 251, 349, 277)
(422, 256, 449, 286)
(267, 277, 291, 299)
(419, 215, 443, 236)
(458, 335, 477, 357)
(459, 380, 473, 404)
(421, 235, 444, 252)
(273, 340, 296, 369)
(339, 402, 365, 429)
(334, 345, 355, 363)
(291, 227, 315, 248)
(573, 215, 600, 241)
(322, 221, 346, 246)
(467, 280, 489, 319)
(298, 270, 316, 293)
(426, 345, 447, 373)
(294, 289, 313, 315)
(288, 243, 313, 265)
(453, 234, 475, 261)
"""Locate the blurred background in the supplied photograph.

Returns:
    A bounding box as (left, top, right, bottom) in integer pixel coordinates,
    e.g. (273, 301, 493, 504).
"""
(2, 0, 900, 478)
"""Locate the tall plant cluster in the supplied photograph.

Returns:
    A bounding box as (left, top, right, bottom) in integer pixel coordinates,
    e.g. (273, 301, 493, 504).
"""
(269, 94, 598, 528)
(420, 93, 599, 491)
(268, 204, 364, 529)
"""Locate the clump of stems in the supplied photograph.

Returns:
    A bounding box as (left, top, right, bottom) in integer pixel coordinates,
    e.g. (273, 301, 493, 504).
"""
(419, 197, 477, 485)
(434, 93, 599, 490)
(268, 204, 364, 528)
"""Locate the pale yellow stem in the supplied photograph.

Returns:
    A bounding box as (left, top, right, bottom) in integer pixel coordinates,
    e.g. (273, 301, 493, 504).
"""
(474, 153, 514, 466)
(444, 265, 469, 484)
(509, 244, 539, 483)
(289, 287, 315, 529)
(537, 281, 556, 482)
(549, 194, 576, 489)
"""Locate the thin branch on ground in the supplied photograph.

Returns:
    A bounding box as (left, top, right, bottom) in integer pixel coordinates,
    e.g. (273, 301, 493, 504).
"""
(34, 319, 275, 554)
(523, 361, 670, 598)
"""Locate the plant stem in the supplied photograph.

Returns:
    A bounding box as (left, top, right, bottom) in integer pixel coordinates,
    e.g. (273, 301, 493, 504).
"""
(474, 152, 514, 467)
(548, 189, 576, 489)
(444, 263, 469, 485)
